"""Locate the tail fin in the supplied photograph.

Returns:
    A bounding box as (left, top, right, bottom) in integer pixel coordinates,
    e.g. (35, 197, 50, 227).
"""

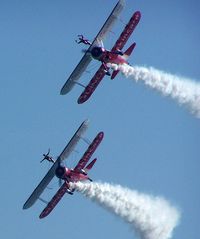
(123, 42, 136, 59)
(84, 158, 97, 173)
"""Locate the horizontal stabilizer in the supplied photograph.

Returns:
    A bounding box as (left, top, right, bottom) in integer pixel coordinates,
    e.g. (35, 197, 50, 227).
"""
(85, 158, 97, 172)
(111, 70, 120, 80)
(77, 64, 106, 104)
(123, 42, 136, 59)
(39, 182, 70, 219)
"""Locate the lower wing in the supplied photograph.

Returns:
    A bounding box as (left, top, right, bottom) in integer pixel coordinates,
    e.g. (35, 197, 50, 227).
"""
(77, 64, 106, 104)
(39, 182, 70, 219)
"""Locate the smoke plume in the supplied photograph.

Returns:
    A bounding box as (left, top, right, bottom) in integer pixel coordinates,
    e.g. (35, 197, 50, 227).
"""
(109, 63, 200, 118)
(71, 182, 180, 239)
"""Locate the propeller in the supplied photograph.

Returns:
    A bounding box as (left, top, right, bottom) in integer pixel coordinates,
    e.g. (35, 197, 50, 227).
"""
(82, 49, 90, 54)
(58, 178, 62, 187)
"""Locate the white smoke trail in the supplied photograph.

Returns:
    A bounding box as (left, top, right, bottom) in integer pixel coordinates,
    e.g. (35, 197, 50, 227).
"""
(108, 63, 200, 118)
(71, 181, 180, 239)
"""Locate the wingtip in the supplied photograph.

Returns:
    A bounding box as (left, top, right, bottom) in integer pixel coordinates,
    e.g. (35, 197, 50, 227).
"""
(39, 214, 44, 219)
(119, 0, 125, 5)
(60, 89, 66, 95)
(134, 10, 142, 19)
(99, 131, 104, 139)
(83, 119, 90, 127)
(77, 97, 86, 104)
(23, 204, 28, 210)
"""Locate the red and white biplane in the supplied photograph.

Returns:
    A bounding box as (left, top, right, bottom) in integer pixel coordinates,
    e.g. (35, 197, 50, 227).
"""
(60, 0, 141, 104)
(23, 120, 104, 218)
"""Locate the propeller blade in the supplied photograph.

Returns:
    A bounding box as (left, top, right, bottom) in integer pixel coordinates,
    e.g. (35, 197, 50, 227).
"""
(82, 49, 90, 53)
(58, 178, 62, 187)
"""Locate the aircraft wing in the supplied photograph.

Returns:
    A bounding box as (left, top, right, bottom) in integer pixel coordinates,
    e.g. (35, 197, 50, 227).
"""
(77, 64, 106, 104)
(60, 54, 92, 95)
(23, 159, 60, 209)
(39, 182, 70, 219)
(74, 132, 104, 172)
(91, 0, 125, 46)
(58, 119, 89, 161)
(111, 11, 141, 52)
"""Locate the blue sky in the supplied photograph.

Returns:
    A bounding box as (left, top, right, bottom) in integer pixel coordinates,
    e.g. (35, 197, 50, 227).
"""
(0, 0, 199, 238)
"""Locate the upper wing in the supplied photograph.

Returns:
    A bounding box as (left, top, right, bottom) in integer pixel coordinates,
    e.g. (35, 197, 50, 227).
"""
(111, 11, 141, 52)
(91, 0, 125, 46)
(60, 54, 92, 95)
(23, 159, 60, 209)
(74, 132, 104, 172)
(77, 64, 106, 104)
(39, 182, 70, 219)
(59, 119, 89, 161)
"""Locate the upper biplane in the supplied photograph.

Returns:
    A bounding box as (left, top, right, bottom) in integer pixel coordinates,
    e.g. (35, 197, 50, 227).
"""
(60, 0, 141, 104)
(23, 120, 104, 219)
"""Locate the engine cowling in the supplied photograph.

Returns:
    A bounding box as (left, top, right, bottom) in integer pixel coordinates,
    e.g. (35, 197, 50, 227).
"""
(55, 166, 68, 179)
(90, 46, 104, 60)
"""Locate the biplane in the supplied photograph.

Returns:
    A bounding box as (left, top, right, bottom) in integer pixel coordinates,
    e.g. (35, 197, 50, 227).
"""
(60, 0, 141, 104)
(23, 120, 104, 219)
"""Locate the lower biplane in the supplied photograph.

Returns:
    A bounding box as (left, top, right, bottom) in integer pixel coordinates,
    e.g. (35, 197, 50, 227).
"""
(60, 0, 141, 104)
(23, 120, 104, 219)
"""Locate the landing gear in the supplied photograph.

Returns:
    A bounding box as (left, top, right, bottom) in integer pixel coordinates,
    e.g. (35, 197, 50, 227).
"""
(102, 62, 111, 76)
(105, 70, 111, 76)
(113, 50, 123, 56)
(67, 189, 74, 195)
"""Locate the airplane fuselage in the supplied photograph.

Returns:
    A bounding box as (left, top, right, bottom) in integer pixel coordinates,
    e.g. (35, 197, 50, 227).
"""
(55, 165, 89, 182)
(90, 46, 127, 65)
